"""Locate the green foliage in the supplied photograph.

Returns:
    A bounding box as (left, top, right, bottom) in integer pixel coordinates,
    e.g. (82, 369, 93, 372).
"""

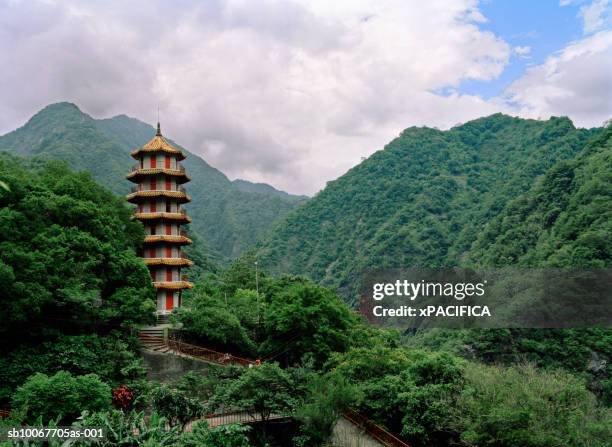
(261, 281, 356, 367)
(0, 102, 305, 262)
(327, 347, 463, 446)
(175, 371, 220, 403)
(149, 383, 205, 428)
(179, 420, 253, 447)
(443, 128, 612, 400)
(295, 375, 361, 446)
(0, 333, 146, 403)
(468, 127, 612, 267)
(75, 409, 181, 446)
(0, 154, 156, 336)
(11, 371, 111, 424)
(257, 115, 599, 304)
(174, 291, 257, 355)
(208, 363, 297, 423)
(453, 363, 612, 447)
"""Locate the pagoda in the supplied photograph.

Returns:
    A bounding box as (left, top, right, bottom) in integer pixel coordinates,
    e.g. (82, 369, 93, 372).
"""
(127, 122, 193, 315)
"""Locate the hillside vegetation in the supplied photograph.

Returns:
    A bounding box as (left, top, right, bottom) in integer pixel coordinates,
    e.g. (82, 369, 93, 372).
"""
(257, 114, 601, 303)
(0, 103, 305, 262)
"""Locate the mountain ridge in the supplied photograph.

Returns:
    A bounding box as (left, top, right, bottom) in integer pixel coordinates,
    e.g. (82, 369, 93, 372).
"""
(0, 102, 305, 262)
(255, 113, 602, 304)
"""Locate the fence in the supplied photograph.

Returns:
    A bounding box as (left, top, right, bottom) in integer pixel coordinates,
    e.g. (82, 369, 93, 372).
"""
(343, 409, 411, 447)
(138, 333, 255, 367)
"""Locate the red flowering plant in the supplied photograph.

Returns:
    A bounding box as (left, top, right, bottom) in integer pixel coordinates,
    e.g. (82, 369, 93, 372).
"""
(112, 385, 134, 410)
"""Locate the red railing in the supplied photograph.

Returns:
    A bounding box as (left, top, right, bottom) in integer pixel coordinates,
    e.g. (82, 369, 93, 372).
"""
(138, 333, 255, 368)
(0, 409, 10, 419)
(343, 409, 411, 447)
(131, 164, 185, 173)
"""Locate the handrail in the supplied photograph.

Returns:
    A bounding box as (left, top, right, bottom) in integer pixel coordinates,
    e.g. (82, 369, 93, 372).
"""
(131, 165, 186, 173)
(0, 409, 10, 419)
(138, 333, 255, 367)
(343, 408, 411, 447)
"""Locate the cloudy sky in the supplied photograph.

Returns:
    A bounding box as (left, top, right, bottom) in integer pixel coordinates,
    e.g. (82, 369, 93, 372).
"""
(1, 0, 611, 195)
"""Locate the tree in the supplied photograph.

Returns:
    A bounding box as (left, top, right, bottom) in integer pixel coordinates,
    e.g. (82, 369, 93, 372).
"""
(0, 156, 156, 337)
(208, 363, 296, 424)
(452, 363, 612, 447)
(174, 291, 256, 355)
(150, 383, 205, 429)
(295, 374, 361, 446)
(11, 371, 111, 424)
(261, 282, 356, 367)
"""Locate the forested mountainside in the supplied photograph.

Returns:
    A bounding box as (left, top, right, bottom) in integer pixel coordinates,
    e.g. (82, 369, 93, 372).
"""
(257, 114, 602, 304)
(0, 103, 305, 261)
(410, 128, 612, 403)
(467, 126, 612, 268)
(231, 179, 308, 203)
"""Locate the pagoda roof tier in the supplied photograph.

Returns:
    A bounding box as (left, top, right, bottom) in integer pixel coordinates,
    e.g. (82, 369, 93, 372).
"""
(126, 190, 191, 204)
(130, 126, 186, 160)
(153, 280, 194, 290)
(143, 235, 193, 245)
(144, 258, 193, 267)
(127, 167, 191, 184)
(131, 212, 192, 223)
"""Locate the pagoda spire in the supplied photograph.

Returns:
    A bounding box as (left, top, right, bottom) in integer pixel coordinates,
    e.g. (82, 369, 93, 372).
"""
(156, 121, 162, 136)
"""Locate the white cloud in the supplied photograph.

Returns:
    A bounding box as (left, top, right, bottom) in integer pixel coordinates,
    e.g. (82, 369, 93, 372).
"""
(0, 0, 609, 195)
(579, 0, 611, 33)
(513, 45, 531, 56)
(505, 30, 612, 127)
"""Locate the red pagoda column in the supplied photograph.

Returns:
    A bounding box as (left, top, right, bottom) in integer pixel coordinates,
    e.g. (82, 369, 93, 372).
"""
(126, 122, 193, 314)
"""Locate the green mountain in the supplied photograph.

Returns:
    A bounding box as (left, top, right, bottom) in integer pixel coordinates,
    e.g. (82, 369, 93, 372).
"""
(256, 114, 602, 304)
(468, 126, 611, 267)
(0, 102, 306, 262)
(425, 128, 611, 400)
(232, 179, 308, 203)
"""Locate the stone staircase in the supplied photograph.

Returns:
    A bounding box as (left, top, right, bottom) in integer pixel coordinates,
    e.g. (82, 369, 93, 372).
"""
(139, 330, 175, 354)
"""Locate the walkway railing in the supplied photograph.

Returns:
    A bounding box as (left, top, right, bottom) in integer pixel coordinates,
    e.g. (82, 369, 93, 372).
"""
(344, 409, 411, 447)
(138, 333, 255, 367)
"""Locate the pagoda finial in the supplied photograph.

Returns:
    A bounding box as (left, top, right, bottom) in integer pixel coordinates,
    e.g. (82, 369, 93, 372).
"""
(156, 104, 162, 136)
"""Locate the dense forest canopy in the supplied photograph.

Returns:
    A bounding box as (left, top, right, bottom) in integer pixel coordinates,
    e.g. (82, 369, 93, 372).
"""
(256, 114, 602, 304)
(0, 102, 305, 262)
(0, 154, 154, 403)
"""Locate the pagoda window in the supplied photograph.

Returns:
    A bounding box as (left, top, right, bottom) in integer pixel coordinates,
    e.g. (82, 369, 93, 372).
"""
(149, 247, 156, 258)
(151, 202, 157, 213)
(166, 200, 171, 213)
(165, 177, 171, 191)
(151, 156, 157, 169)
(140, 159, 143, 169)
(165, 155, 171, 169)
(166, 268, 173, 281)
(166, 246, 172, 257)
(166, 223, 172, 235)
(151, 178, 157, 191)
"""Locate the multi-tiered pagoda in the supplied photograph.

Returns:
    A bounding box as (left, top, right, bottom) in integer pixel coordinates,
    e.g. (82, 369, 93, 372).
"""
(127, 123, 193, 315)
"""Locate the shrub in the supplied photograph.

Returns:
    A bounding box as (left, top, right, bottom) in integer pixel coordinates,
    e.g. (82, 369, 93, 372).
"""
(11, 371, 111, 424)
